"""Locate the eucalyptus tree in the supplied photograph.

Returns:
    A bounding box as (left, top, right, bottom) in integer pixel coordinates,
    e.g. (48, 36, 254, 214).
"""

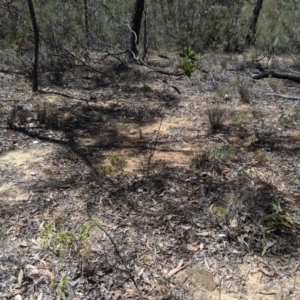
(246, 0, 264, 45)
(129, 0, 145, 59)
(26, 0, 39, 91)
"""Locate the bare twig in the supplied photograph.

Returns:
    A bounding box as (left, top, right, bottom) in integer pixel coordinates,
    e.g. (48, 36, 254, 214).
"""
(294, 262, 300, 289)
(146, 116, 163, 177)
(219, 276, 223, 300)
(86, 214, 143, 298)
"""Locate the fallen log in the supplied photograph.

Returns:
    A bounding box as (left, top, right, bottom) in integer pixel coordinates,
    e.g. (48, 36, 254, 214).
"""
(266, 93, 300, 100)
(252, 70, 300, 83)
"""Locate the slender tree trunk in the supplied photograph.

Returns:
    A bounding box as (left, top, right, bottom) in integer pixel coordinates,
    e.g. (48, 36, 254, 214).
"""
(129, 0, 145, 59)
(84, 0, 90, 47)
(27, 0, 39, 92)
(142, 2, 148, 60)
(246, 0, 263, 45)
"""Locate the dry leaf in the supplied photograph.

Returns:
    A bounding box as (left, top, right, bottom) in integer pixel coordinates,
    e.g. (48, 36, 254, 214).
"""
(186, 244, 198, 251)
(30, 238, 38, 245)
(167, 260, 191, 277)
(43, 269, 54, 279)
(251, 264, 276, 277)
(210, 204, 217, 214)
(250, 267, 261, 274)
(19, 241, 28, 247)
(36, 293, 43, 300)
(28, 269, 40, 277)
(228, 218, 238, 228)
(218, 234, 227, 238)
(137, 267, 144, 277)
(197, 231, 210, 236)
(181, 225, 191, 230)
(258, 264, 276, 277)
(142, 272, 152, 285)
(18, 269, 24, 287)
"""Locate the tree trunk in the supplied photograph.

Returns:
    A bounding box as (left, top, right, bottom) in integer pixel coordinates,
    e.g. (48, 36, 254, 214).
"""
(27, 0, 39, 92)
(84, 0, 90, 47)
(246, 0, 263, 45)
(129, 0, 145, 60)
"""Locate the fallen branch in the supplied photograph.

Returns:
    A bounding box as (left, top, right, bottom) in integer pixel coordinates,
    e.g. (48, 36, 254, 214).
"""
(137, 59, 184, 76)
(252, 70, 300, 83)
(266, 93, 300, 100)
(87, 216, 143, 298)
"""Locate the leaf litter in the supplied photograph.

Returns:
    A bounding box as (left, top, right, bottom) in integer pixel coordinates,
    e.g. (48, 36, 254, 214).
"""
(0, 56, 300, 299)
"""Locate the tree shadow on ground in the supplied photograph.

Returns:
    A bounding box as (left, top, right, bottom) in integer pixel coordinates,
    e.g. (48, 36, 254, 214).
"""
(96, 164, 300, 258)
(1, 65, 300, 266)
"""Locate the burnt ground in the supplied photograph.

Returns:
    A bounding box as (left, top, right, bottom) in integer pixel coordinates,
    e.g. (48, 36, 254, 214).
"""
(1, 54, 300, 299)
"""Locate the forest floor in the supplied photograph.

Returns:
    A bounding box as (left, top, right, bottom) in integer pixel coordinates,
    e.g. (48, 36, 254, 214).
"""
(1, 53, 300, 300)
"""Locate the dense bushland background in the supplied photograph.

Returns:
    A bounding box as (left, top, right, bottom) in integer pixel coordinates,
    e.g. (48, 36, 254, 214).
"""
(1, 0, 300, 71)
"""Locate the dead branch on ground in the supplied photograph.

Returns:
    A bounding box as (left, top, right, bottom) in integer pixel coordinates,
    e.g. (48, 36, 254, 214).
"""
(252, 70, 300, 83)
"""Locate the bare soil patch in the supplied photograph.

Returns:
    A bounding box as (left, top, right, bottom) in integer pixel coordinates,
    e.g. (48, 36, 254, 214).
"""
(1, 55, 300, 299)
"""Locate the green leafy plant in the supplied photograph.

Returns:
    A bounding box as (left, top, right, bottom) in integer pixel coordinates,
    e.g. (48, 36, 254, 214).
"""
(99, 165, 112, 177)
(159, 47, 197, 95)
(178, 46, 196, 78)
(110, 154, 126, 170)
(51, 275, 69, 298)
(235, 117, 244, 128)
(294, 106, 300, 115)
(292, 106, 300, 121)
(65, 174, 77, 184)
(264, 202, 300, 233)
(38, 219, 95, 258)
(247, 134, 259, 145)
(254, 149, 267, 162)
(189, 151, 210, 169)
(216, 206, 229, 216)
(210, 146, 236, 162)
(190, 146, 235, 169)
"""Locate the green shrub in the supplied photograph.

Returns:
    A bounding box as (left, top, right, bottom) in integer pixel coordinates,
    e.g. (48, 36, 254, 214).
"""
(99, 165, 112, 177)
(264, 202, 300, 233)
(38, 219, 95, 258)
